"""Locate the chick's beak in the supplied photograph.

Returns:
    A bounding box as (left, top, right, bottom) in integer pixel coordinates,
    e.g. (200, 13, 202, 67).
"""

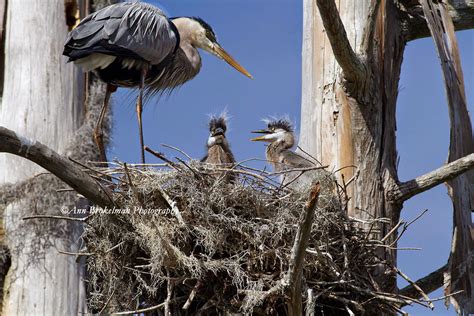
(212, 127, 225, 137)
(250, 129, 271, 142)
(213, 43, 253, 79)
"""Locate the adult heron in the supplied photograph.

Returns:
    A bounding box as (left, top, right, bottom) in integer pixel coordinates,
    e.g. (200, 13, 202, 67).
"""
(63, 2, 252, 163)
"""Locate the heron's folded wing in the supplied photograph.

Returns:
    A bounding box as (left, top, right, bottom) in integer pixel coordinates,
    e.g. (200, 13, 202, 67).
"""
(281, 151, 314, 169)
(64, 2, 178, 65)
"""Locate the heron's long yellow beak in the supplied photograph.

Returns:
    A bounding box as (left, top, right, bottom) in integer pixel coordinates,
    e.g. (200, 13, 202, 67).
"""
(214, 45, 253, 79)
(250, 129, 271, 141)
(251, 135, 267, 142)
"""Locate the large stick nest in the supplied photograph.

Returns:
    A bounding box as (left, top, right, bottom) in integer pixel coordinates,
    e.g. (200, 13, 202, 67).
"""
(81, 159, 410, 315)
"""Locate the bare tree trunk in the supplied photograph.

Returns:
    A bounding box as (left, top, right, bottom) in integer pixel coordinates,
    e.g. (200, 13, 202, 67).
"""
(300, 0, 474, 314)
(0, 0, 86, 314)
(300, 0, 404, 296)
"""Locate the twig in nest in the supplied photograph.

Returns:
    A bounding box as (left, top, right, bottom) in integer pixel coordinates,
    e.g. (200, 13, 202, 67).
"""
(113, 302, 167, 315)
(58, 250, 93, 256)
(380, 220, 404, 243)
(123, 163, 145, 208)
(155, 184, 186, 226)
(144, 146, 181, 171)
(164, 270, 174, 316)
(176, 157, 202, 179)
(297, 146, 322, 165)
(395, 266, 434, 309)
(69, 157, 123, 183)
(270, 165, 329, 176)
(56, 188, 76, 192)
(106, 241, 125, 253)
(183, 280, 201, 310)
(161, 143, 193, 160)
(22, 215, 91, 222)
(389, 209, 428, 247)
(99, 287, 116, 314)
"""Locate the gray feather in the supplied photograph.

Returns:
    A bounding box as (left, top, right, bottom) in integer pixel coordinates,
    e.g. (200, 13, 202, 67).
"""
(65, 2, 178, 65)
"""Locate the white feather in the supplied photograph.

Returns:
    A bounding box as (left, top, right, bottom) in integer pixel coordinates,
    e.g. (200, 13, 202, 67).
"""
(207, 135, 217, 147)
(75, 53, 116, 72)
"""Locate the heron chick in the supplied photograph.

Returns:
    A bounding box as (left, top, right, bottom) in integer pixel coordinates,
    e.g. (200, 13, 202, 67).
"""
(251, 119, 319, 191)
(202, 114, 235, 181)
(63, 2, 252, 163)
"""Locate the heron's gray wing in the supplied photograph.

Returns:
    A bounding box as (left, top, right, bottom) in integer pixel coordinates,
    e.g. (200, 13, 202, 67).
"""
(64, 2, 178, 65)
(280, 151, 314, 169)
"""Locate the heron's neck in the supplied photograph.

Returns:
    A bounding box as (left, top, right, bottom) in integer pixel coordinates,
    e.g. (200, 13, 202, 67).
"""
(179, 42, 201, 71)
(172, 18, 202, 71)
(266, 141, 292, 168)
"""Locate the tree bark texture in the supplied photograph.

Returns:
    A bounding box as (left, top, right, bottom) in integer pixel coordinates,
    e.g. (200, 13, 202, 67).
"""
(300, 0, 404, 295)
(420, 1, 474, 313)
(0, 0, 88, 314)
(300, 0, 473, 313)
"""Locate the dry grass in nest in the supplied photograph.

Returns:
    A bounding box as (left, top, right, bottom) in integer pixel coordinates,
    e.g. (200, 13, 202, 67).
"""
(79, 158, 426, 315)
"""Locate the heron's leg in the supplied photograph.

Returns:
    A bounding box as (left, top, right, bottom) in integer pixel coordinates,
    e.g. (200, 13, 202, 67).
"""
(94, 84, 116, 164)
(136, 66, 148, 164)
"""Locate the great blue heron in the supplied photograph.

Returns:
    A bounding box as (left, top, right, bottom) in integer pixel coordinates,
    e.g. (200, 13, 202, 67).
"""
(63, 2, 252, 163)
(251, 119, 318, 191)
(202, 114, 235, 181)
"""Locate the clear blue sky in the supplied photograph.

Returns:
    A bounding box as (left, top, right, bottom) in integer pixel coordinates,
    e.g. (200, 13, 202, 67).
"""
(108, 1, 473, 315)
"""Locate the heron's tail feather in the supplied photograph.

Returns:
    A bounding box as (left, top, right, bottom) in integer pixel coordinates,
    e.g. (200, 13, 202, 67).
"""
(74, 53, 116, 72)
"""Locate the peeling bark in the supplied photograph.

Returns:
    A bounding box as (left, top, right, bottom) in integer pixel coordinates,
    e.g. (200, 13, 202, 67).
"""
(421, 0, 474, 313)
(0, 0, 87, 314)
(402, 0, 474, 41)
(300, 1, 404, 301)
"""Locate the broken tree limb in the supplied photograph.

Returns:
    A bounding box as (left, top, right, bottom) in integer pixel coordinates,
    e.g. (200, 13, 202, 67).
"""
(0, 126, 114, 208)
(403, 0, 474, 41)
(314, 0, 366, 85)
(398, 263, 448, 304)
(421, 0, 474, 313)
(386, 153, 474, 203)
(287, 182, 321, 316)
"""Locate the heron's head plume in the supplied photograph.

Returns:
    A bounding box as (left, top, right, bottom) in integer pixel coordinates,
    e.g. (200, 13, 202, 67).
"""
(251, 118, 295, 147)
(171, 17, 253, 79)
(207, 112, 230, 147)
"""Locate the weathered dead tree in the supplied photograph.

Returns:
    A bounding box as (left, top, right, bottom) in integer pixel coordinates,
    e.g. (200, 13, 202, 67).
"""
(0, 0, 114, 314)
(0, 0, 472, 314)
(300, 0, 473, 314)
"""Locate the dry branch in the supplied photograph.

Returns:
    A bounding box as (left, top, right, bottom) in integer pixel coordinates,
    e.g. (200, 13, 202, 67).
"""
(0, 126, 114, 208)
(421, 1, 474, 313)
(398, 264, 448, 303)
(315, 0, 366, 85)
(287, 182, 321, 316)
(386, 153, 474, 203)
(403, 0, 474, 41)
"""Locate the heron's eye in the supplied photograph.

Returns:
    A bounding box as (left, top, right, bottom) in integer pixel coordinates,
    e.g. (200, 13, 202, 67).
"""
(206, 30, 217, 43)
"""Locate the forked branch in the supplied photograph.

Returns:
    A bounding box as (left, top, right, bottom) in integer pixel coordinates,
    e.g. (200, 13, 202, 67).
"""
(0, 126, 114, 208)
(315, 0, 366, 84)
(386, 153, 474, 203)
